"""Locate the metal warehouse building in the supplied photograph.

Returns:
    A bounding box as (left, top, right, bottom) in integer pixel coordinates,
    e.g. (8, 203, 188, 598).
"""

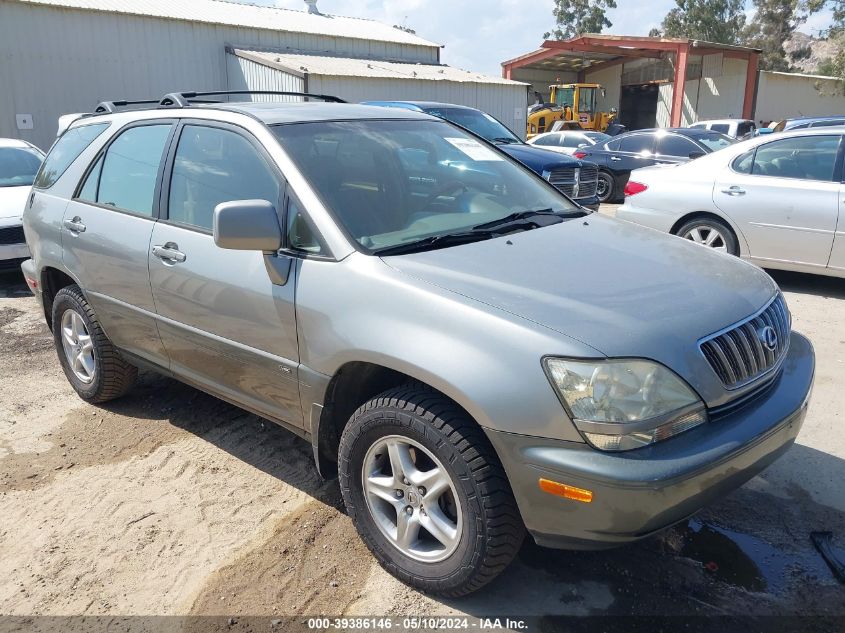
(0, 0, 529, 149)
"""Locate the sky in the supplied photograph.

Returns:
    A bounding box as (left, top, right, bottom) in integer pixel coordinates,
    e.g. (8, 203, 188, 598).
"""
(264, 0, 835, 77)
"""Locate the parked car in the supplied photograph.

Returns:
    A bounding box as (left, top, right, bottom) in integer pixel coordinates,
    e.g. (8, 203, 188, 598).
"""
(527, 130, 611, 155)
(364, 101, 601, 209)
(574, 128, 736, 202)
(772, 115, 845, 131)
(1, 138, 45, 270)
(688, 119, 756, 140)
(617, 128, 845, 278)
(22, 93, 814, 597)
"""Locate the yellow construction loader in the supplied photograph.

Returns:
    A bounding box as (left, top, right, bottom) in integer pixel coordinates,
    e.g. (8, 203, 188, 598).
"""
(527, 83, 617, 138)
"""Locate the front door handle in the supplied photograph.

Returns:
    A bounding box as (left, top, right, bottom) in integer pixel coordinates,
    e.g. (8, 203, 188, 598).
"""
(152, 242, 186, 263)
(721, 186, 746, 196)
(610, 156, 622, 161)
(64, 216, 86, 233)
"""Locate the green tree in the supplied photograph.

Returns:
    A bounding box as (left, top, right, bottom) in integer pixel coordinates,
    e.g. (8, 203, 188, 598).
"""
(544, 0, 618, 40)
(743, 0, 805, 71)
(652, 0, 746, 44)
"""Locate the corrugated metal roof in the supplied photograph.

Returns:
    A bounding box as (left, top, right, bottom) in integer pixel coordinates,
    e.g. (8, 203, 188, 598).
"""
(9, 0, 441, 48)
(233, 49, 528, 85)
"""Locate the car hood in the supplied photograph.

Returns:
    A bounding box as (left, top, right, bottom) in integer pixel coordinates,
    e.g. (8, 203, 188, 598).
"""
(0, 185, 32, 220)
(383, 215, 778, 404)
(497, 143, 582, 173)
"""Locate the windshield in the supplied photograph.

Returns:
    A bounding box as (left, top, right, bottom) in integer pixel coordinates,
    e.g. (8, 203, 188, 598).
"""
(422, 107, 521, 144)
(691, 132, 736, 152)
(0, 146, 44, 188)
(272, 119, 579, 254)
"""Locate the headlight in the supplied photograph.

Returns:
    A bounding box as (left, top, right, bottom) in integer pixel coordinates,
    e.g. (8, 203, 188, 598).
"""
(544, 358, 707, 451)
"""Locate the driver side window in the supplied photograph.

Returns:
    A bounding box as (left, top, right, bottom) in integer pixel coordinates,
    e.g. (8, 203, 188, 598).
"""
(750, 136, 840, 181)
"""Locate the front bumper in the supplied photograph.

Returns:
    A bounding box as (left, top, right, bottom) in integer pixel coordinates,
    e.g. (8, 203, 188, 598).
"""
(0, 218, 29, 267)
(486, 331, 815, 549)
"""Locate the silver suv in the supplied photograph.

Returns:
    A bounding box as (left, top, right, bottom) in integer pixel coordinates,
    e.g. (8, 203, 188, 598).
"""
(21, 92, 815, 596)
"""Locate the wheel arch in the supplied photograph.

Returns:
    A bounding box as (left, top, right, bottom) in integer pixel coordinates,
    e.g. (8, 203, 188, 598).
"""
(669, 210, 748, 256)
(40, 266, 82, 330)
(312, 360, 484, 479)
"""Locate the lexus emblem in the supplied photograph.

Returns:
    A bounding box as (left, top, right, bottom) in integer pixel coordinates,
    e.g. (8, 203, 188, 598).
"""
(759, 326, 778, 352)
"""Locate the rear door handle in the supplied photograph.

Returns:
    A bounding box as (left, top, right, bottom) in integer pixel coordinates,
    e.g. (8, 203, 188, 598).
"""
(721, 186, 746, 196)
(63, 216, 86, 233)
(152, 242, 186, 263)
(610, 156, 622, 161)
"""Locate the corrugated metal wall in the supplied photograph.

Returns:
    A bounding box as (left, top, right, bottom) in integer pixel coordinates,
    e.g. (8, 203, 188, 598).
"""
(682, 57, 747, 125)
(0, 0, 439, 148)
(226, 55, 304, 100)
(305, 75, 530, 138)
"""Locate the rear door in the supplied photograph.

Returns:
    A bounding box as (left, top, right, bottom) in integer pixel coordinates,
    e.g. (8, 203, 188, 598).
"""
(62, 121, 174, 365)
(148, 120, 303, 426)
(713, 134, 842, 267)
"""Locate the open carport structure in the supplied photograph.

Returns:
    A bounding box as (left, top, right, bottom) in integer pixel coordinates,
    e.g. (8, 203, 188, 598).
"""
(502, 35, 761, 130)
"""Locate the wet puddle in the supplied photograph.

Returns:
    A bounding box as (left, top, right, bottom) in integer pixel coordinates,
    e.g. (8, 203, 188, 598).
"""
(679, 519, 837, 593)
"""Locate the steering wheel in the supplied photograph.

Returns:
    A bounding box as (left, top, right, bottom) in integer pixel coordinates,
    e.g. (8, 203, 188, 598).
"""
(421, 180, 468, 210)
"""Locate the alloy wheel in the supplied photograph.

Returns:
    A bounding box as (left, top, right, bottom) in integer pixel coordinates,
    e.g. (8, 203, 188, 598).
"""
(682, 224, 728, 252)
(60, 309, 96, 384)
(362, 435, 463, 563)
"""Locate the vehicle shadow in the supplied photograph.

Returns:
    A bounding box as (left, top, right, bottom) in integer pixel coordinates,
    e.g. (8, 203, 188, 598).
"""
(768, 269, 845, 300)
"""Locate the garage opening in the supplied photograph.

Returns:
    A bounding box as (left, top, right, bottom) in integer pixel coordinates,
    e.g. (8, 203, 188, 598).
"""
(620, 84, 659, 130)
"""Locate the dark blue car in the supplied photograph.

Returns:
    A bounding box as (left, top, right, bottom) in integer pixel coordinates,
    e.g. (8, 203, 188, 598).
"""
(364, 101, 600, 210)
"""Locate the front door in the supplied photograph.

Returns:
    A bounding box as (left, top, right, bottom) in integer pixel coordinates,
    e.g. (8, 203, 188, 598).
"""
(713, 134, 842, 268)
(148, 121, 302, 426)
(61, 121, 174, 365)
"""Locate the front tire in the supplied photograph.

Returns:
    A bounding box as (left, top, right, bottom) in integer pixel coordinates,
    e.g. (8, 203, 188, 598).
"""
(338, 384, 524, 596)
(52, 285, 137, 403)
(596, 170, 616, 203)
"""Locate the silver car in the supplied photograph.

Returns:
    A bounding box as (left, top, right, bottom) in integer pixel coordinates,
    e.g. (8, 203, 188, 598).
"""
(21, 93, 814, 596)
(617, 128, 845, 278)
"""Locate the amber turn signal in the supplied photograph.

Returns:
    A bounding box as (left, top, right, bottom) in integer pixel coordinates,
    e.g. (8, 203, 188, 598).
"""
(538, 478, 593, 503)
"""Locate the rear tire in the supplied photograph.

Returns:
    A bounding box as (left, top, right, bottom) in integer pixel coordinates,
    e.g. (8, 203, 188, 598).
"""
(338, 384, 524, 597)
(596, 170, 616, 203)
(51, 284, 137, 403)
(675, 217, 739, 256)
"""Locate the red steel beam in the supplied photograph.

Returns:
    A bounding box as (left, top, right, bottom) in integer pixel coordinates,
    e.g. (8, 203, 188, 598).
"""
(670, 44, 690, 127)
(742, 52, 760, 119)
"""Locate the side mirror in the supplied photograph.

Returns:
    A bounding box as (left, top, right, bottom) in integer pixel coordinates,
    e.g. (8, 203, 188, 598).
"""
(213, 200, 282, 252)
(688, 151, 706, 160)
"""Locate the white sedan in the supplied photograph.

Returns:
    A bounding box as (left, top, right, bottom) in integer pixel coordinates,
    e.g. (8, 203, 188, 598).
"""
(1, 138, 44, 269)
(527, 130, 610, 155)
(617, 127, 845, 279)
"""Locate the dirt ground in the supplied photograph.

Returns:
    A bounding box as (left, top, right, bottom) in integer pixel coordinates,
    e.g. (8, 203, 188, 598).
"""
(1, 230, 844, 625)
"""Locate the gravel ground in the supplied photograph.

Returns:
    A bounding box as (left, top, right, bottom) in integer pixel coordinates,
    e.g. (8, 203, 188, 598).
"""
(1, 219, 844, 623)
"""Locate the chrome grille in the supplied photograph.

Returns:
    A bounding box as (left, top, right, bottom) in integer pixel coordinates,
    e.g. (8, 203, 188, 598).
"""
(544, 164, 598, 200)
(699, 294, 791, 390)
(0, 225, 25, 246)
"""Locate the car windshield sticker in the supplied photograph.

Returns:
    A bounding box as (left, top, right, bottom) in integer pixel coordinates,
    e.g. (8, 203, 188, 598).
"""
(445, 137, 504, 161)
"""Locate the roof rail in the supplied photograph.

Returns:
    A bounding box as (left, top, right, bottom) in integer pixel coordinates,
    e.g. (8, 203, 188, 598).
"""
(94, 99, 161, 114)
(159, 90, 347, 106)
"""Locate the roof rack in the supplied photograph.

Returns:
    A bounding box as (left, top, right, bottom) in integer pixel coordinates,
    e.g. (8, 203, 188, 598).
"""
(94, 99, 162, 114)
(158, 90, 347, 107)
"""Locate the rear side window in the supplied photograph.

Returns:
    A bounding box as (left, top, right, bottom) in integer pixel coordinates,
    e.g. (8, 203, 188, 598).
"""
(532, 134, 560, 146)
(168, 125, 280, 231)
(34, 122, 109, 189)
(737, 122, 755, 136)
(89, 124, 172, 216)
(732, 150, 754, 174)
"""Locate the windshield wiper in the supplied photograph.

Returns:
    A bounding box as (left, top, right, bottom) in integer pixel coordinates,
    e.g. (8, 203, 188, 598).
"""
(374, 230, 498, 256)
(472, 208, 570, 231)
(491, 137, 520, 145)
